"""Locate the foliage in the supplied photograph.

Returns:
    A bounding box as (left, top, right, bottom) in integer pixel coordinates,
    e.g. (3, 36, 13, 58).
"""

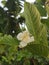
(0, 0, 49, 65)
(0, 33, 19, 63)
(20, 0, 49, 60)
(0, 0, 24, 36)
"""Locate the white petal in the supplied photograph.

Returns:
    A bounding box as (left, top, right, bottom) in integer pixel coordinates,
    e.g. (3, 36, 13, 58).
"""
(23, 30, 29, 35)
(22, 37, 30, 43)
(19, 41, 27, 48)
(17, 30, 30, 40)
(17, 32, 23, 40)
(27, 36, 34, 44)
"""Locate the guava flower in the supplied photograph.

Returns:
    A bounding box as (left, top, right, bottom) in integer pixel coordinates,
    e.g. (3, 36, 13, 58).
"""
(17, 31, 34, 48)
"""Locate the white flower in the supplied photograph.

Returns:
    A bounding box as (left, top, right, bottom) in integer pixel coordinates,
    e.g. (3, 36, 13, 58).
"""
(17, 31, 34, 48)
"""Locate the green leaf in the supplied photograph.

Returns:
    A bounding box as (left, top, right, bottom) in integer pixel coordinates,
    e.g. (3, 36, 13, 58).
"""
(0, 35, 18, 46)
(0, 34, 19, 62)
(25, 44, 48, 57)
(23, 2, 41, 44)
(23, 2, 48, 45)
(21, 2, 48, 57)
